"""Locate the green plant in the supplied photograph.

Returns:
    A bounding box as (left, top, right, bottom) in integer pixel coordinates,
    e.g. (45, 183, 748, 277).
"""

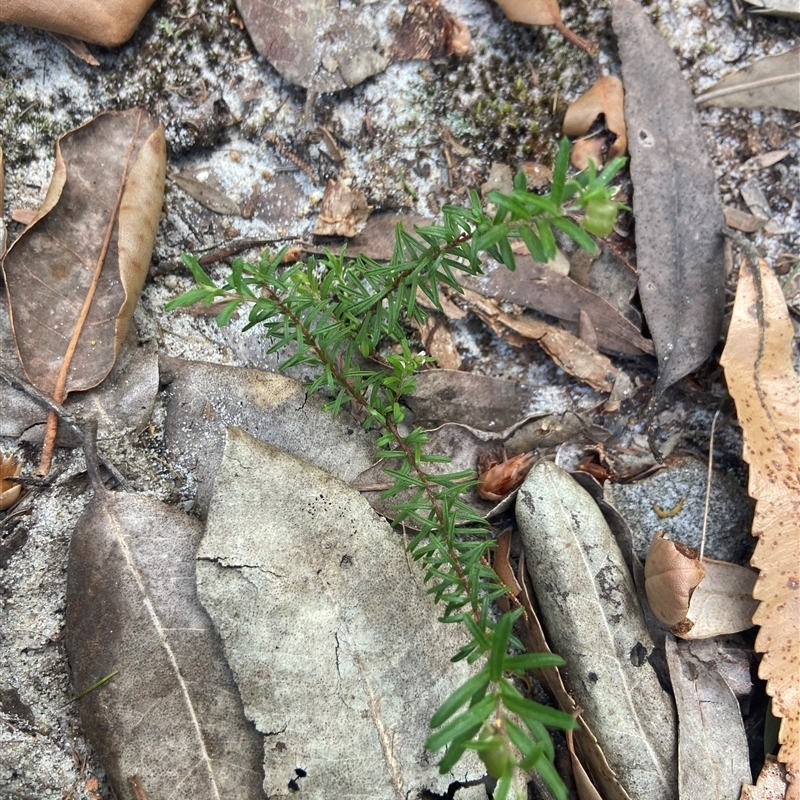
(166, 139, 626, 800)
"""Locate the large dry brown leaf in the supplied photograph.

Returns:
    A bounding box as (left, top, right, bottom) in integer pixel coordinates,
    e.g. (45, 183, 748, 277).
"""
(695, 46, 800, 112)
(719, 256, 800, 797)
(65, 488, 265, 800)
(0, 0, 157, 47)
(613, 0, 725, 394)
(2, 109, 165, 471)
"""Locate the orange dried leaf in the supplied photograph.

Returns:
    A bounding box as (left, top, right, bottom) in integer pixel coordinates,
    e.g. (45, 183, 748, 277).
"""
(645, 532, 706, 628)
(0, 452, 22, 510)
(720, 256, 800, 795)
(492, 0, 595, 54)
(563, 75, 628, 167)
(478, 452, 534, 501)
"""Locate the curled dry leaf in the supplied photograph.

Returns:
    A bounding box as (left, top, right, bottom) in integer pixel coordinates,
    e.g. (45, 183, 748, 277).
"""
(312, 180, 372, 237)
(645, 532, 758, 639)
(720, 255, 800, 795)
(477, 451, 535, 501)
(562, 76, 627, 168)
(0, 452, 22, 511)
(2, 108, 165, 473)
(0, 0, 158, 47)
(492, 0, 596, 54)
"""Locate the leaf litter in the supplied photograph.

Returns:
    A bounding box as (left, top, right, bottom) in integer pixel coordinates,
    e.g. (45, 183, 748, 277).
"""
(1, 3, 800, 796)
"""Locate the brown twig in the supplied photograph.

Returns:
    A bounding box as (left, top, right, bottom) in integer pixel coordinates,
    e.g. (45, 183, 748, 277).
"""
(0, 364, 129, 490)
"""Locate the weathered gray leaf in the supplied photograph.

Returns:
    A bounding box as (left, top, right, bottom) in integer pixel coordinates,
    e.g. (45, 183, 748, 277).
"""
(613, 0, 725, 393)
(235, 0, 391, 92)
(695, 47, 800, 112)
(408, 370, 533, 429)
(169, 170, 242, 215)
(160, 357, 376, 516)
(743, 0, 800, 20)
(196, 427, 487, 799)
(516, 462, 678, 800)
(665, 638, 751, 799)
(65, 489, 264, 800)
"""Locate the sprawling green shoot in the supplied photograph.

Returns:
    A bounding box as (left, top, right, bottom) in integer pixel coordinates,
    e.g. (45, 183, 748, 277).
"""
(167, 140, 625, 798)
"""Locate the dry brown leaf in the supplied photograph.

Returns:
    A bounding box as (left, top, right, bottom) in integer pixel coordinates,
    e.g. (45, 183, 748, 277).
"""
(492, 0, 596, 54)
(0, 0, 157, 47)
(477, 451, 534, 501)
(49, 32, 100, 65)
(563, 76, 627, 167)
(0, 452, 22, 511)
(2, 109, 166, 473)
(645, 532, 758, 639)
(10, 209, 37, 226)
(460, 286, 621, 393)
(169, 170, 242, 216)
(389, 0, 470, 60)
(720, 255, 800, 795)
(312, 180, 372, 237)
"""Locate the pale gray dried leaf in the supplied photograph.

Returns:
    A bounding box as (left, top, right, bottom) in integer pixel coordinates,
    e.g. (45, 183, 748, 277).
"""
(408, 369, 532, 429)
(196, 428, 487, 799)
(66, 489, 264, 800)
(743, 0, 800, 21)
(235, 0, 391, 92)
(665, 638, 751, 799)
(613, 0, 725, 392)
(169, 170, 242, 216)
(516, 462, 678, 800)
(160, 357, 376, 516)
(0, 296, 158, 444)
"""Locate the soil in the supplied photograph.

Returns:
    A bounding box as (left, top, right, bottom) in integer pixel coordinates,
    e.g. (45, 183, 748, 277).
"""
(0, 0, 798, 798)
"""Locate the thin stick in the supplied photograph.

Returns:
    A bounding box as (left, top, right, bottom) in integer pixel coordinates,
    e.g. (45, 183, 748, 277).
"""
(0, 364, 129, 490)
(699, 409, 721, 563)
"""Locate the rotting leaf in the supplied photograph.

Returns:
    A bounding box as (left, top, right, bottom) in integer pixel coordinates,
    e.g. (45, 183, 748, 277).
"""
(719, 255, 800, 795)
(695, 46, 800, 112)
(312, 180, 372, 238)
(562, 76, 627, 169)
(196, 428, 486, 798)
(389, 0, 470, 61)
(65, 488, 265, 800)
(492, 0, 596, 54)
(460, 257, 654, 357)
(516, 462, 678, 800)
(234, 0, 390, 92)
(169, 170, 242, 216)
(0, 0, 158, 47)
(613, 0, 725, 394)
(742, 0, 800, 18)
(665, 638, 752, 800)
(2, 109, 165, 473)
